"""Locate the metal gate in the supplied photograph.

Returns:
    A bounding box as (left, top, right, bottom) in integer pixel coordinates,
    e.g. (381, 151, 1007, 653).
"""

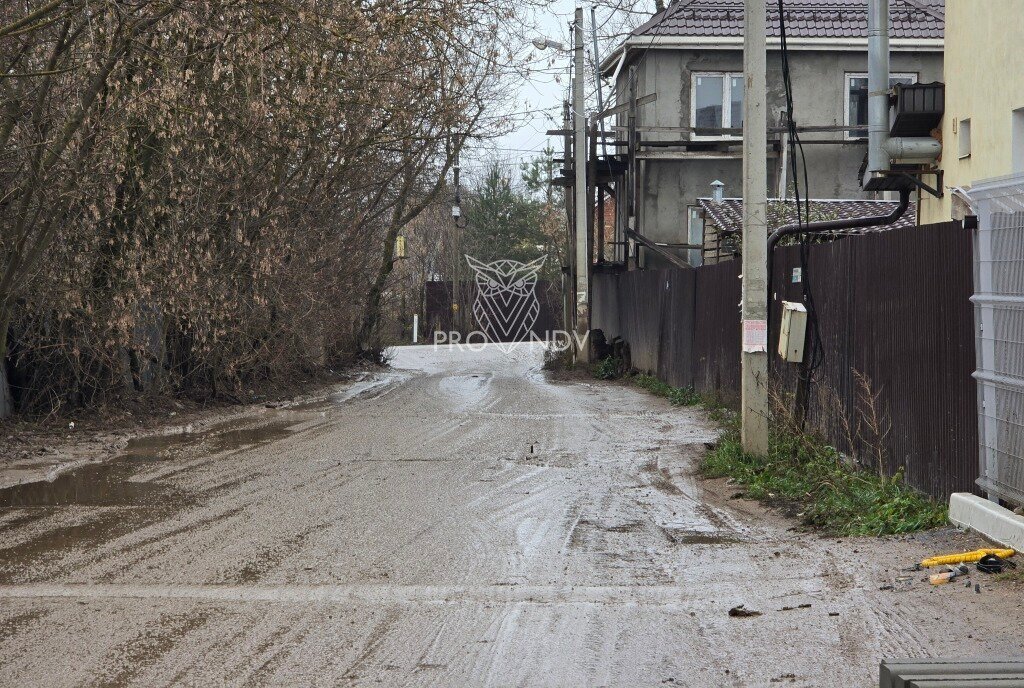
(970, 173, 1024, 506)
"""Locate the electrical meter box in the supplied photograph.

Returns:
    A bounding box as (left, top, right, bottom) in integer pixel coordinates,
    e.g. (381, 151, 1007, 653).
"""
(778, 301, 808, 363)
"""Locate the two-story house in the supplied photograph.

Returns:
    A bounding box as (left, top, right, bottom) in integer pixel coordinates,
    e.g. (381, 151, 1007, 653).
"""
(920, 0, 1024, 224)
(600, 0, 944, 268)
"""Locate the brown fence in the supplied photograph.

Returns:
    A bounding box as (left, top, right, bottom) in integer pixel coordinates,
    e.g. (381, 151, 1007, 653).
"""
(592, 221, 978, 500)
(425, 280, 562, 342)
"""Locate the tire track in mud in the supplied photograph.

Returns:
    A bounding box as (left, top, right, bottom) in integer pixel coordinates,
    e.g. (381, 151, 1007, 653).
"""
(3, 344, 1017, 686)
(86, 608, 211, 688)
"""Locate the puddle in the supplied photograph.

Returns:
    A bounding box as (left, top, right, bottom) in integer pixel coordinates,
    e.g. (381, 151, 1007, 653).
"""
(206, 421, 297, 452)
(0, 462, 176, 508)
(120, 433, 197, 462)
(0, 410, 311, 580)
(661, 527, 741, 545)
(0, 417, 300, 508)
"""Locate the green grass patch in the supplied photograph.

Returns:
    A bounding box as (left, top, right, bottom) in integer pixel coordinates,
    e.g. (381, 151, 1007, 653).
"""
(702, 420, 948, 536)
(619, 370, 702, 407)
(606, 363, 947, 536)
(592, 356, 619, 380)
(590, 358, 703, 407)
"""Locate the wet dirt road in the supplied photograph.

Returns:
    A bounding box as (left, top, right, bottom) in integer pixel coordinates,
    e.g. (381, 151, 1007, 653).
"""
(1, 344, 1021, 687)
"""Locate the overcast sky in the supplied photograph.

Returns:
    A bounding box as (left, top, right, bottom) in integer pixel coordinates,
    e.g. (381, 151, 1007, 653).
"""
(460, 1, 646, 184)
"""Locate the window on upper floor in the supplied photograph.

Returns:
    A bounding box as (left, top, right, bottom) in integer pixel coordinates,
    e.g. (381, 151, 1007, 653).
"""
(691, 73, 744, 138)
(845, 72, 918, 139)
(959, 117, 972, 159)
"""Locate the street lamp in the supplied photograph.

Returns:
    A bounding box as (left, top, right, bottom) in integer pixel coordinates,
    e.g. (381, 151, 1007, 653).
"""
(532, 38, 567, 52)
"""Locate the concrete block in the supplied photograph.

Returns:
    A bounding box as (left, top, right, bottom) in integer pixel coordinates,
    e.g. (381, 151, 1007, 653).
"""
(949, 492, 1024, 551)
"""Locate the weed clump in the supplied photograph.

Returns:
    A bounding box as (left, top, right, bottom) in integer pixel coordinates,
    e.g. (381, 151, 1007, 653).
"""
(630, 373, 702, 407)
(543, 346, 576, 372)
(608, 365, 947, 536)
(701, 416, 947, 536)
(592, 356, 620, 380)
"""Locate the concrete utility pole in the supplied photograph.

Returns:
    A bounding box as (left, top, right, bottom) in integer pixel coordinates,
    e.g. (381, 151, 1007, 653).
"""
(573, 6, 590, 361)
(562, 100, 573, 333)
(740, 0, 769, 455)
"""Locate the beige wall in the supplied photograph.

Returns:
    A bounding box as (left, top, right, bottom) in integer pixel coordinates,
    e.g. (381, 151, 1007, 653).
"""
(921, 0, 1024, 223)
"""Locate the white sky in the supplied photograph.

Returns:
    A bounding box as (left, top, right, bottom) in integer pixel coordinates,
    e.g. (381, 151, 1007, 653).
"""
(461, 1, 642, 184)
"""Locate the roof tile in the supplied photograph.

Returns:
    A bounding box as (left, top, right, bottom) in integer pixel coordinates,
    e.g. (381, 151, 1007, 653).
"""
(632, 0, 944, 40)
(698, 198, 919, 235)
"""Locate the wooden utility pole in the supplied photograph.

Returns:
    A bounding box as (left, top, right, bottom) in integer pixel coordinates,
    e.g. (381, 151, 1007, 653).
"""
(572, 6, 590, 360)
(741, 0, 769, 455)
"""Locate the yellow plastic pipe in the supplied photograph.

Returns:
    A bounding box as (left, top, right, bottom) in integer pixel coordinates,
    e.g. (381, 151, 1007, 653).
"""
(920, 548, 1015, 568)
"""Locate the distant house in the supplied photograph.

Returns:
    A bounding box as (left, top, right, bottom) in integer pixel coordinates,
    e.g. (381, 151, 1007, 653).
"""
(697, 196, 918, 264)
(601, 0, 944, 268)
(914, 1, 1024, 508)
(919, 0, 1024, 223)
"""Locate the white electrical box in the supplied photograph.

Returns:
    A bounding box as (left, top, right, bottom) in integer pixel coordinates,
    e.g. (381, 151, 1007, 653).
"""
(778, 301, 808, 363)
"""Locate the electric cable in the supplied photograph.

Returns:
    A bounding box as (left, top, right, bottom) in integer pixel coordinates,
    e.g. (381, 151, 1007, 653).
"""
(778, 0, 825, 392)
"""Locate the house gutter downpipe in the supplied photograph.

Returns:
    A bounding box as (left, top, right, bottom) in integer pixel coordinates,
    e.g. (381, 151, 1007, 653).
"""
(768, 0, 917, 264)
(767, 188, 911, 257)
(864, 0, 940, 187)
(865, 0, 890, 187)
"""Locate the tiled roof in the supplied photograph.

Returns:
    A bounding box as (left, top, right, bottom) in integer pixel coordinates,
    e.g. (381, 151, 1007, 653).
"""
(698, 197, 919, 234)
(632, 0, 944, 40)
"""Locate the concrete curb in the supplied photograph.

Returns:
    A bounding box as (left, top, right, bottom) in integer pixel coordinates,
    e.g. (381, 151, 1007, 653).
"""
(949, 492, 1024, 551)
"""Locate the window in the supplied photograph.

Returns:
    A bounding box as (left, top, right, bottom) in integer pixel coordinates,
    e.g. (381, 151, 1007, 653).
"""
(959, 118, 972, 159)
(1013, 108, 1024, 172)
(845, 72, 918, 139)
(692, 73, 744, 138)
(687, 206, 704, 267)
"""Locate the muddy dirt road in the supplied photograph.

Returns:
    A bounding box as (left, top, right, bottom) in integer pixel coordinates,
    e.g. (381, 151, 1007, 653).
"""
(0, 344, 1020, 687)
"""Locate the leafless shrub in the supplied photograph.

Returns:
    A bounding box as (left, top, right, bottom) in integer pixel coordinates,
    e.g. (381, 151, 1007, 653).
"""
(853, 370, 892, 478)
(0, 0, 526, 416)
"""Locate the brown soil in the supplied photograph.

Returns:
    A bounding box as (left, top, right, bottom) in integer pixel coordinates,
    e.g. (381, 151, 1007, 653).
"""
(0, 365, 379, 490)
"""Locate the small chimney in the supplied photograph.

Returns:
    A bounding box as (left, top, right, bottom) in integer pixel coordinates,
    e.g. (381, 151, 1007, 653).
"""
(711, 180, 725, 203)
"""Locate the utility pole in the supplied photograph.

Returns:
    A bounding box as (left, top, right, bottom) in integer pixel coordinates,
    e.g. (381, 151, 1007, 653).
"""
(589, 6, 606, 157)
(573, 6, 590, 361)
(452, 160, 465, 333)
(741, 0, 769, 455)
(562, 100, 573, 333)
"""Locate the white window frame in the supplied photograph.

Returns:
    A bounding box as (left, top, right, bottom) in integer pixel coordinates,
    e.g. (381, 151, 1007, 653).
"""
(1012, 108, 1024, 172)
(844, 72, 918, 140)
(686, 205, 704, 267)
(958, 117, 972, 159)
(691, 72, 744, 140)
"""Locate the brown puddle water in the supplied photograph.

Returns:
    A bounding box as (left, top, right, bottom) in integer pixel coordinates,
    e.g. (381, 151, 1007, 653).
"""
(0, 418, 304, 509)
(0, 405, 330, 582)
(0, 462, 176, 508)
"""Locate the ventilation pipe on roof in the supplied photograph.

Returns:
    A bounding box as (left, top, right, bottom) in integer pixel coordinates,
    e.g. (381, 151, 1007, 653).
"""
(711, 180, 725, 203)
(863, 0, 940, 188)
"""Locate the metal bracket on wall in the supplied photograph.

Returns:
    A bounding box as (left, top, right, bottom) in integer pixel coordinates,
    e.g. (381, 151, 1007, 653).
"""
(877, 169, 945, 198)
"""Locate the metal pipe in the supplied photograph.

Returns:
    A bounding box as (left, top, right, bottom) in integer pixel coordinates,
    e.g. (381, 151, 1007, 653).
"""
(767, 188, 911, 258)
(590, 6, 606, 157)
(624, 229, 694, 270)
(864, 0, 890, 187)
(883, 136, 942, 161)
(765, 189, 911, 333)
(573, 7, 590, 359)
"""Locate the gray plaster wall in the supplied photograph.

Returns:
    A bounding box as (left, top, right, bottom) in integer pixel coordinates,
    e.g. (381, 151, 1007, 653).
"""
(616, 47, 943, 268)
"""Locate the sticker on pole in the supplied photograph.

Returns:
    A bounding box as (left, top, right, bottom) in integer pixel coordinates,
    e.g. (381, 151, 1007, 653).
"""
(742, 319, 768, 353)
